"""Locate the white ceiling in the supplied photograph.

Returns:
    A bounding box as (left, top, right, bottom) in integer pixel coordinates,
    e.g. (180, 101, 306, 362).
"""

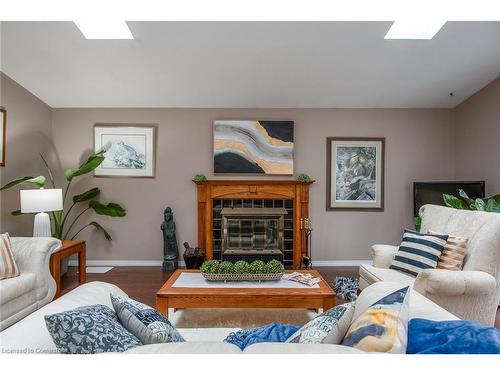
(1, 21, 499, 108)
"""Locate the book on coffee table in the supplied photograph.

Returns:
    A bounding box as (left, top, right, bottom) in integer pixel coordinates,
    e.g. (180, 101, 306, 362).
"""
(282, 272, 321, 286)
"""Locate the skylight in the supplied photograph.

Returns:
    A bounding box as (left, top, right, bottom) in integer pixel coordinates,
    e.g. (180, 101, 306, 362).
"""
(385, 20, 447, 40)
(74, 20, 134, 39)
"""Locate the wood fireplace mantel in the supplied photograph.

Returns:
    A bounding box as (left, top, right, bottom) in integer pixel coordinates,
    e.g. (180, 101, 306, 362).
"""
(194, 180, 314, 268)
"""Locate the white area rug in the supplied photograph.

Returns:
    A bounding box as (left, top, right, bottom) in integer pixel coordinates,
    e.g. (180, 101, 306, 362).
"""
(86, 266, 114, 274)
(170, 308, 317, 329)
(172, 272, 319, 289)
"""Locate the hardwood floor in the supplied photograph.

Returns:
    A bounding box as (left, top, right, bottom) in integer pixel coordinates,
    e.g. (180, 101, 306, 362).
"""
(61, 266, 499, 328)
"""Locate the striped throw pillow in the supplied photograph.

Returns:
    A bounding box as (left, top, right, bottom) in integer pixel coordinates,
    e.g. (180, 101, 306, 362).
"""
(0, 233, 20, 280)
(428, 230, 468, 271)
(389, 229, 448, 277)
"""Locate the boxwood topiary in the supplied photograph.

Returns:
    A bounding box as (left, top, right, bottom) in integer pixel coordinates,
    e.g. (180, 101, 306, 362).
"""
(200, 260, 220, 274)
(218, 261, 234, 274)
(233, 260, 249, 274)
(192, 174, 207, 182)
(266, 259, 284, 274)
(248, 260, 266, 274)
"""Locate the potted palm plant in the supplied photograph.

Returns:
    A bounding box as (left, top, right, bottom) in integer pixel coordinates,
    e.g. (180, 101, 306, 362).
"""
(1, 151, 126, 243)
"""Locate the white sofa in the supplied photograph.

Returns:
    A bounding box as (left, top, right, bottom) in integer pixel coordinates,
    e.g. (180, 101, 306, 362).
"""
(359, 204, 500, 326)
(0, 237, 61, 331)
(0, 280, 458, 354)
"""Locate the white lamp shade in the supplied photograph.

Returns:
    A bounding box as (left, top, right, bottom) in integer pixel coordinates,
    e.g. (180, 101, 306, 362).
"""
(20, 189, 63, 213)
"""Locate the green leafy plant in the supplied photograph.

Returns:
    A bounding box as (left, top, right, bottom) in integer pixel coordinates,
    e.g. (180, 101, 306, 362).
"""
(0, 153, 126, 240)
(201, 259, 284, 275)
(192, 174, 207, 182)
(233, 260, 249, 274)
(200, 260, 220, 274)
(248, 260, 266, 274)
(443, 189, 500, 213)
(297, 173, 312, 182)
(218, 261, 234, 274)
(414, 216, 422, 232)
(265, 259, 284, 274)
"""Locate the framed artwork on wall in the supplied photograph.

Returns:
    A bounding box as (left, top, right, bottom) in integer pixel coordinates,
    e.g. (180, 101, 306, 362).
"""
(213, 120, 294, 175)
(327, 137, 385, 211)
(94, 124, 156, 178)
(0, 108, 5, 167)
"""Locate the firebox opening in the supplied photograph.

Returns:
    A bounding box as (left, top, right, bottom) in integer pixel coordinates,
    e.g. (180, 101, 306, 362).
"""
(221, 207, 287, 262)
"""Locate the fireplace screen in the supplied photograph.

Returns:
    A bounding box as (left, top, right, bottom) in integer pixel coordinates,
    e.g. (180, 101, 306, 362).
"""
(221, 208, 287, 256)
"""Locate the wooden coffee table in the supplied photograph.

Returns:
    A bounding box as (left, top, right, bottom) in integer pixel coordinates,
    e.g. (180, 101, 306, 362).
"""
(156, 269, 335, 318)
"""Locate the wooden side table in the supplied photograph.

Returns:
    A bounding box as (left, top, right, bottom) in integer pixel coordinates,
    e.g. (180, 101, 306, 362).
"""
(50, 240, 86, 299)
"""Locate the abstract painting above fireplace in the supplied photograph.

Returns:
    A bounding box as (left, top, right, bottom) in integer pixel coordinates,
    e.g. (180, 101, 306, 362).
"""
(213, 120, 294, 175)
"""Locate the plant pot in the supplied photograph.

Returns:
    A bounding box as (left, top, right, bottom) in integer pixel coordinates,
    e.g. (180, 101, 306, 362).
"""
(183, 253, 206, 269)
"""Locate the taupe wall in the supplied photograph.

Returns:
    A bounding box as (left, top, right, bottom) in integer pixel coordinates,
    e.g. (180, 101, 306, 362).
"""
(455, 77, 500, 196)
(49, 108, 455, 262)
(8, 71, 494, 263)
(0, 73, 54, 235)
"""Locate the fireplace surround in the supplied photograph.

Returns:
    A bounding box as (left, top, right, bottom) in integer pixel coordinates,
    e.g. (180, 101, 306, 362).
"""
(194, 180, 313, 268)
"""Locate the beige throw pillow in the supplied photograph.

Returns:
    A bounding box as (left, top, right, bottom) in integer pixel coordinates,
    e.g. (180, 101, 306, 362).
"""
(0, 233, 20, 280)
(428, 229, 468, 271)
(342, 282, 410, 354)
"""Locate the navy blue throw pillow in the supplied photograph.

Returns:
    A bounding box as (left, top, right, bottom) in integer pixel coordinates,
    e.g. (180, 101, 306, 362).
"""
(45, 304, 142, 354)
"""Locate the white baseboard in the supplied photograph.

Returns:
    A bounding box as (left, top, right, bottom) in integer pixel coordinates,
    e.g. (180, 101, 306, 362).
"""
(69, 259, 370, 267)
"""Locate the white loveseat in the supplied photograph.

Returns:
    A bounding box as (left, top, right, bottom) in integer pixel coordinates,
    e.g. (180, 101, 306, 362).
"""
(0, 280, 458, 354)
(359, 204, 500, 326)
(0, 237, 61, 331)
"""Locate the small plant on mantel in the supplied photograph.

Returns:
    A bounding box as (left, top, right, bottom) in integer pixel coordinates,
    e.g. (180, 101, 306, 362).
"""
(297, 173, 313, 182)
(192, 174, 207, 182)
(0, 152, 126, 241)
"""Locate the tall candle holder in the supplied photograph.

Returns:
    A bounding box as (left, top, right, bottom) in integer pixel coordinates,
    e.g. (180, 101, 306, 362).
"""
(300, 217, 313, 269)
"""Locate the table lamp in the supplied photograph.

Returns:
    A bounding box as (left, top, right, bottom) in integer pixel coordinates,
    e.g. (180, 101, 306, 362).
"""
(20, 188, 63, 237)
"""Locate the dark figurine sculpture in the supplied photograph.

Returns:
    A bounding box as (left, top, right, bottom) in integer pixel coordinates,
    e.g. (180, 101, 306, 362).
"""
(161, 207, 179, 271)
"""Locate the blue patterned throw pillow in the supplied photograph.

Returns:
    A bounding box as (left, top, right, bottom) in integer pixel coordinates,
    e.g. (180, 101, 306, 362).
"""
(111, 294, 185, 345)
(44, 304, 142, 354)
(390, 229, 448, 276)
(285, 303, 355, 344)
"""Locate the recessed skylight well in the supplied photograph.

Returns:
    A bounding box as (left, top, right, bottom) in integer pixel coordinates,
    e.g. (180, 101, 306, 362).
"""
(74, 20, 134, 39)
(385, 20, 447, 40)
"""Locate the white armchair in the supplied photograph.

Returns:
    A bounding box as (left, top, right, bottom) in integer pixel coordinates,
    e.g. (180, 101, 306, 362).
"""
(0, 237, 61, 331)
(359, 204, 500, 326)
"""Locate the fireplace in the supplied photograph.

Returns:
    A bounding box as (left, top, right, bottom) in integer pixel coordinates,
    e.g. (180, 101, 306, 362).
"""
(221, 207, 287, 262)
(195, 180, 313, 268)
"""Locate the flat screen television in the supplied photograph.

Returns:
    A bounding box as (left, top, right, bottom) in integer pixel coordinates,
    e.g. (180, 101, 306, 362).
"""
(413, 181, 485, 217)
